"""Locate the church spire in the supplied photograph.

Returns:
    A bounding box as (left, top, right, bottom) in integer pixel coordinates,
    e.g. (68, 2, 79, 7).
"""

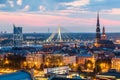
(102, 26, 105, 34)
(96, 11, 101, 42)
(101, 26, 107, 40)
(97, 11, 100, 27)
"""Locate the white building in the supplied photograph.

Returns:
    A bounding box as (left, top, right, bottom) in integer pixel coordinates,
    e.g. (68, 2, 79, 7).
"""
(44, 66, 69, 74)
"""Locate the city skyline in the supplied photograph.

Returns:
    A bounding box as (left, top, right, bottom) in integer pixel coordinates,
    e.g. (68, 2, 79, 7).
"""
(0, 0, 120, 33)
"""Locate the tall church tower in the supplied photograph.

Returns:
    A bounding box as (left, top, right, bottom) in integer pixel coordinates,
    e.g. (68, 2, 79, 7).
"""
(101, 26, 107, 40)
(96, 12, 101, 42)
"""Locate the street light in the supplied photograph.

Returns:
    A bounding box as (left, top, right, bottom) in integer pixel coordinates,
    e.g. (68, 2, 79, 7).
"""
(46, 62, 49, 67)
(100, 63, 109, 72)
(59, 62, 63, 66)
(34, 62, 37, 65)
(5, 59, 9, 64)
(87, 63, 91, 68)
(73, 63, 77, 67)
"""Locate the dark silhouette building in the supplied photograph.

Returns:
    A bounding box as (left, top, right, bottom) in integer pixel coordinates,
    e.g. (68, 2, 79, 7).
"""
(94, 12, 115, 49)
(13, 24, 23, 48)
(96, 12, 101, 42)
(101, 26, 107, 40)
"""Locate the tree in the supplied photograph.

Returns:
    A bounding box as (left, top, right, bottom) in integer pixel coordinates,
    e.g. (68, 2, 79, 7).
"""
(77, 65, 82, 75)
(94, 65, 101, 73)
(40, 64, 44, 70)
(26, 64, 29, 69)
(84, 60, 93, 70)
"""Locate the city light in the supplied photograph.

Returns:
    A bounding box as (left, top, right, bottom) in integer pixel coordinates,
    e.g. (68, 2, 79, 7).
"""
(100, 63, 109, 72)
(0, 1, 119, 79)
(73, 63, 77, 67)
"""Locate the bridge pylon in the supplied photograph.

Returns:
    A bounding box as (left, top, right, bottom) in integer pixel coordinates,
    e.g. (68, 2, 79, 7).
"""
(57, 25, 62, 42)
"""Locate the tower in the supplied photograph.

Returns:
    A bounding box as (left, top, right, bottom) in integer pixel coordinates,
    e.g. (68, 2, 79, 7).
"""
(96, 12, 101, 42)
(57, 25, 62, 42)
(13, 24, 23, 48)
(101, 26, 107, 40)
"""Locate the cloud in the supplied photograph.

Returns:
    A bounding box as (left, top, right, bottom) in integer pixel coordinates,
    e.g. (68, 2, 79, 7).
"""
(0, 11, 120, 32)
(39, 5, 46, 11)
(0, 4, 6, 8)
(0, 12, 95, 27)
(21, 5, 30, 11)
(110, 8, 120, 14)
(0, 0, 119, 14)
(101, 8, 120, 15)
(17, 0, 22, 6)
(100, 18, 120, 26)
(58, 0, 90, 15)
(7, 0, 14, 7)
(61, 0, 90, 7)
(86, 0, 120, 11)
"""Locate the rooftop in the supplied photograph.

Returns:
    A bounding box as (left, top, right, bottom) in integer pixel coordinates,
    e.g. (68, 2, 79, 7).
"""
(76, 53, 93, 57)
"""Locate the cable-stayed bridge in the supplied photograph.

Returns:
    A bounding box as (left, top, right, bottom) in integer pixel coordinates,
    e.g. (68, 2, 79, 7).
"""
(22, 26, 81, 46)
(44, 25, 77, 43)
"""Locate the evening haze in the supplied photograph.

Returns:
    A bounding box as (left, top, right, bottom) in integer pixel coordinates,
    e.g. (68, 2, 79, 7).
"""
(0, 0, 120, 33)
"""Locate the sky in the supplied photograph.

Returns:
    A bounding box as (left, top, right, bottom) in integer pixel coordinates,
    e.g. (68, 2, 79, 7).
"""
(0, 0, 120, 33)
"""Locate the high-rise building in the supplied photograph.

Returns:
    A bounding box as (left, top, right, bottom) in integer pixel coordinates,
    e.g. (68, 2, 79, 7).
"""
(13, 24, 23, 48)
(96, 12, 101, 42)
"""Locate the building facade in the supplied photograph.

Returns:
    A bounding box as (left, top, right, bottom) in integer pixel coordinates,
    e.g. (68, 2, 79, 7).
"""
(112, 57, 120, 72)
(25, 53, 43, 69)
(76, 54, 95, 65)
(44, 54, 63, 67)
(63, 55, 76, 65)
